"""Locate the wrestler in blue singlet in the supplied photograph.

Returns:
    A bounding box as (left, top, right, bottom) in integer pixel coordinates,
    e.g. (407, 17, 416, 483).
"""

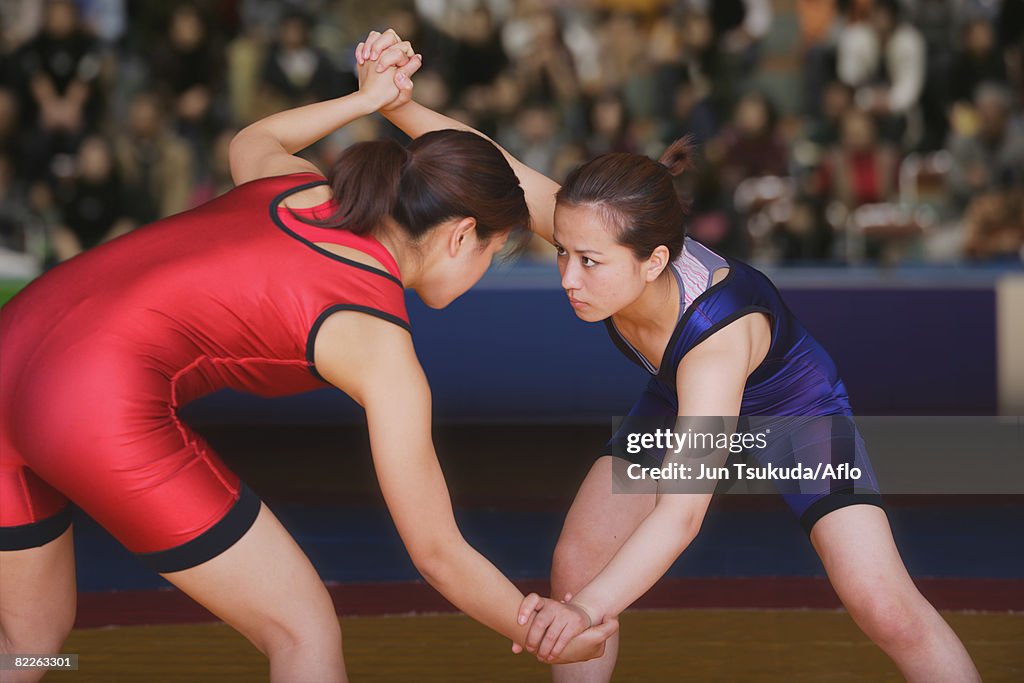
(604, 237, 883, 533)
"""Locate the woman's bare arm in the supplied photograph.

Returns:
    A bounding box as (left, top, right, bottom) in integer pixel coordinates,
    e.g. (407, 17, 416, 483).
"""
(356, 30, 560, 245)
(312, 311, 616, 660)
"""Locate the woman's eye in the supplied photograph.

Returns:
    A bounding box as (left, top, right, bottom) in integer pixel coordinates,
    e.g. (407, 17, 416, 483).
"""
(582, 257, 597, 267)
(555, 246, 567, 256)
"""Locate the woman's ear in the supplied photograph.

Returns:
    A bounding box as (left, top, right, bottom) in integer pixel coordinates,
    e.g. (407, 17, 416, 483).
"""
(644, 245, 671, 282)
(448, 216, 478, 256)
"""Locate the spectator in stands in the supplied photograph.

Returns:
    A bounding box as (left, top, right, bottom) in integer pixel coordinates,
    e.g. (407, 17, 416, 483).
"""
(932, 15, 1012, 152)
(688, 0, 773, 117)
(696, 91, 785, 257)
(8, 0, 104, 180)
(949, 18, 1009, 108)
(594, 10, 647, 95)
(2, 0, 1022, 268)
(836, 0, 926, 145)
(0, 151, 32, 259)
(586, 92, 638, 156)
(774, 194, 834, 262)
(150, 3, 226, 166)
(647, 13, 687, 120)
(997, 0, 1024, 91)
(963, 189, 1024, 262)
(708, 90, 788, 197)
(707, 0, 773, 75)
(441, 4, 509, 102)
(908, 0, 966, 61)
(910, 0, 967, 151)
(478, 70, 522, 138)
(501, 101, 563, 179)
(947, 83, 1024, 210)
(51, 135, 138, 261)
(796, 0, 838, 119)
(662, 68, 718, 150)
(0, 87, 25, 163)
(258, 10, 351, 110)
(503, 6, 579, 106)
(113, 91, 194, 221)
(816, 107, 900, 210)
(805, 80, 854, 147)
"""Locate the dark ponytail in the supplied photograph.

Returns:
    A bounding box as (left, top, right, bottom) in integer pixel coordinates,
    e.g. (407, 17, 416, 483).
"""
(316, 139, 408, 235)
(557, 135, 696, 262)
(312, 129, 530, 246)
(658, 136, 695, 178)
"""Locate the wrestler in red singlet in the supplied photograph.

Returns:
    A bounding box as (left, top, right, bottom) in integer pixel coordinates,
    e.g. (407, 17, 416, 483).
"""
(0, 172, 406, 571)
(0, 37, 620, 683)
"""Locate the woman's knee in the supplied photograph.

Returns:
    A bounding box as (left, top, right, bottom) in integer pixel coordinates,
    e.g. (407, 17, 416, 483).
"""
(845, 587, 929, 651)
(0, 603, 75, 656)
(247, 599, 342, 659)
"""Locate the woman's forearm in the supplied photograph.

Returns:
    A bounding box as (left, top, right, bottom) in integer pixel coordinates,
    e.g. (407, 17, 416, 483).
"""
(325, 324, 546, 647)
(237, 90, 383, 154)
(384, 101, 559, 244)
(384, 101, 479, 141)
(416, 538, 534, 644)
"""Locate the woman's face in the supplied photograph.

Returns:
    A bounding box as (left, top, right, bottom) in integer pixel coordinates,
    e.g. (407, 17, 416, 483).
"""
(416, 221, 509, 309)
(553, 203, 652, 322)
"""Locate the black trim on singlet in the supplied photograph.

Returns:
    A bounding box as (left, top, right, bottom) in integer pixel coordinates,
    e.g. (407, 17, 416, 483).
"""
(685, 304, 775, 357)
(305, 304, 413, 382)
(136, 484, 261, 573)
(800, 489, 885, 535)
(268, 179, 404, 287)
(604, 322, 649, 372)
(0, 506, 72, 550)
(656, 259, 739, 383)
(603, 261, 738, 379)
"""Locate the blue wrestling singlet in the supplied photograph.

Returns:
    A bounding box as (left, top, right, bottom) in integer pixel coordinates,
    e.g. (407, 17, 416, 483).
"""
(604, 237, 883, 533)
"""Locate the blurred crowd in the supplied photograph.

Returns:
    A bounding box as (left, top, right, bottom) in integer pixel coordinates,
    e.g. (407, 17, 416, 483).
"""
(1, 0, 1022, 275)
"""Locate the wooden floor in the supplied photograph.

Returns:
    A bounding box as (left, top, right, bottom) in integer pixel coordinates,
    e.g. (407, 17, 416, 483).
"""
(50, 609, 1022, 682)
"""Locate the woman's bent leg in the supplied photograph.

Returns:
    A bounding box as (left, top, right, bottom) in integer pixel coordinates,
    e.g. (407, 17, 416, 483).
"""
(161, 503, 346, 683)
(812, 505, 980, 683)
(550, 456, 655, 683)
(0, 526, 77, 683)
